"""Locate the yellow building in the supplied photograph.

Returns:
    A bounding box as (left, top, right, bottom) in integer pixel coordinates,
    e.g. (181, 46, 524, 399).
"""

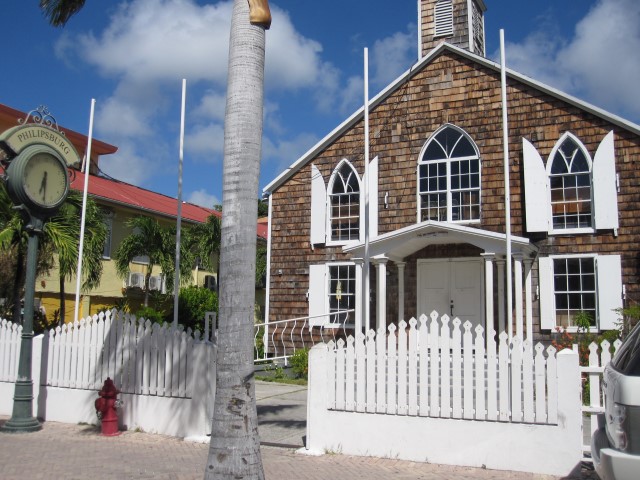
(0, 103, 268, 324)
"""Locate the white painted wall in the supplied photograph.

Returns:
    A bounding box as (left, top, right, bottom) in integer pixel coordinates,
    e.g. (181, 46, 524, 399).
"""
(0, 329, 215, 439)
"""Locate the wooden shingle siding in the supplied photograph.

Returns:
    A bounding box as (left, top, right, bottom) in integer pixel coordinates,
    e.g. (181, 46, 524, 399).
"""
(268, 47, 640, 338)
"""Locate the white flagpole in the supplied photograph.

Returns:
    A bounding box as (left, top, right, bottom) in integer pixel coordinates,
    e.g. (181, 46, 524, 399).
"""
(73, 99, 96, 324)
(363, 48, 370, 333)
(500, 30, 513, 341)
(173, 79, 187, 328)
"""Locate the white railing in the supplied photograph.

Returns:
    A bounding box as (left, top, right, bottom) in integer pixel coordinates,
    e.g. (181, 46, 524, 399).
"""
(324, 312, 559, 424)
(254, 309, 355, 364)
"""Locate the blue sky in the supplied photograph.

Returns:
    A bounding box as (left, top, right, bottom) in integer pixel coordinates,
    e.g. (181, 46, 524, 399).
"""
(2, 0, 639, 208)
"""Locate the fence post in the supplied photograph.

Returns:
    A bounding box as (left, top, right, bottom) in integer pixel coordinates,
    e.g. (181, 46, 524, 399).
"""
(306, 343, 328, 453)
(190, 340, 215, 437)
(31, 334, 44, 419)
(555, 348, 582, 472)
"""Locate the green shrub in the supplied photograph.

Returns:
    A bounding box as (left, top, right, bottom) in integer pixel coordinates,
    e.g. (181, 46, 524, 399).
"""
(290, 348, 309, 379)
(135, 306, 165, 324)
(177, 286, 218, 334)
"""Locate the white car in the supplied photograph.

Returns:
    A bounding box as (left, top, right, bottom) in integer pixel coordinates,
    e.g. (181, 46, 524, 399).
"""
(591, 322, 640, 480)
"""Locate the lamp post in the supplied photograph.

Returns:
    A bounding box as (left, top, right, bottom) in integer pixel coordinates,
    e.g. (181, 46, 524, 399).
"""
(2, 215, 46, 432)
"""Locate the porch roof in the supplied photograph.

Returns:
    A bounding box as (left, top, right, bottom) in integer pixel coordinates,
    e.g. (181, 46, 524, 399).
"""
(343, 221, 537, 262)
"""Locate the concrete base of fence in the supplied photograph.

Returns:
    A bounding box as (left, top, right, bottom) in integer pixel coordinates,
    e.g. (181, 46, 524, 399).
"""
(307, 344, 583, 477)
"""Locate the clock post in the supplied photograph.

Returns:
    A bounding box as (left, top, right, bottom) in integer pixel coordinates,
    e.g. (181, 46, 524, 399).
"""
(0, 107, 78, 433)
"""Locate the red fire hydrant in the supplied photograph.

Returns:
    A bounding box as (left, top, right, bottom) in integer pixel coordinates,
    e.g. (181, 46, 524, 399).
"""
(95, 378, 121, 436)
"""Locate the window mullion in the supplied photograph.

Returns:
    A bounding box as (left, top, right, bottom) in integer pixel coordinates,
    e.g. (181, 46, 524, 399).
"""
(446, 158, 452, 222)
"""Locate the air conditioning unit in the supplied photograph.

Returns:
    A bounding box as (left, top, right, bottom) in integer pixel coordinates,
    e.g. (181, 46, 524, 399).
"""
(148, 275, 163, 292)
(127, 272, 144, 288)
(204, 275, 217, 291)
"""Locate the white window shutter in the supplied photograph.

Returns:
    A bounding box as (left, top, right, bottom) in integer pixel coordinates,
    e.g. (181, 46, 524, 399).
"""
(368, 156, 379, 239)
(597, 255, 623, 330)
(310, 164, 327, 245)
(538, 257, 555, 330)
(593, 131, 619, 231)
(308, 264, 327, 327)
(522, 138, 550, 232)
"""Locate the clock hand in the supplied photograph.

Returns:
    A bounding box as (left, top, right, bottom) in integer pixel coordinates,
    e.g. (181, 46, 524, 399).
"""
(39, 171, 48, 201)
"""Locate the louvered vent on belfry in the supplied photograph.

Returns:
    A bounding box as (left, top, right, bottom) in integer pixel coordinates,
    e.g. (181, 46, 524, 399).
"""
(434, 0, 454, 37)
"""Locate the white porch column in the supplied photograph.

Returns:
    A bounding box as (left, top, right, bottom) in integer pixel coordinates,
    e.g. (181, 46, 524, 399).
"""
(396, 261, 406, 323)
(373, 257, 388, 332)
(524, 257, 533, 341)
(496, 257, 506, 336)
(481, 253, 495, 343)
(353, 258, 364, 335)
(514, 254, 524, 340)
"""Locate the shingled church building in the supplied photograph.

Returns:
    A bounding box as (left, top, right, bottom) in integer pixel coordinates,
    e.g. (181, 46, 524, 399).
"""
(262, 0, 639, 341)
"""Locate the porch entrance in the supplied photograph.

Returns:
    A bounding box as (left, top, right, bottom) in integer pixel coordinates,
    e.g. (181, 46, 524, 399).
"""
(417, 258, 484, 330)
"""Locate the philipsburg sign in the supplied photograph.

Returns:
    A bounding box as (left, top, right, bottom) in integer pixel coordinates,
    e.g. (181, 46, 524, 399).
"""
(0, 123, 80, 167)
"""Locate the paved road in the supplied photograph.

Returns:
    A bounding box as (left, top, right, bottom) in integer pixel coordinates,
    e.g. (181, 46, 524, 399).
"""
(0, 381, 599, 480)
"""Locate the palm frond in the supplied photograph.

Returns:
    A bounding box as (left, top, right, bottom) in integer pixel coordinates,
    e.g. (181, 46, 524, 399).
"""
(39, 0, 86, 27)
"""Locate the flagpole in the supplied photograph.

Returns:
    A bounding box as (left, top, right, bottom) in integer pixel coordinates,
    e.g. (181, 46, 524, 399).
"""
(173, 79, 187, 328)
(73, 98, 96, 324)
(500, 30, 513, 342)
(363, 48, 370, 333)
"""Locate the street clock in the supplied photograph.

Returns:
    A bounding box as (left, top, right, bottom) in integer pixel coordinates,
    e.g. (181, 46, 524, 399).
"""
(6, 144, 70, 214)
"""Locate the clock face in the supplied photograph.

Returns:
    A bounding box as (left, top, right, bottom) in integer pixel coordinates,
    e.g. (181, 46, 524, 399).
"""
(22, 152, 69, 209)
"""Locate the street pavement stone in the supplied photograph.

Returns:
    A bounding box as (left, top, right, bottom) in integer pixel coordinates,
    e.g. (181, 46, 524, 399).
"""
(0, 416, 599, 480)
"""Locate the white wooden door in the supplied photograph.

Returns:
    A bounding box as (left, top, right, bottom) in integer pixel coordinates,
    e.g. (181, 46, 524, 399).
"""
(418, 259, 484, 330)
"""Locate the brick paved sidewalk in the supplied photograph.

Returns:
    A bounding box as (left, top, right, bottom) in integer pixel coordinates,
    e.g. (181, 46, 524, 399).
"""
(0, 417, 597, 480)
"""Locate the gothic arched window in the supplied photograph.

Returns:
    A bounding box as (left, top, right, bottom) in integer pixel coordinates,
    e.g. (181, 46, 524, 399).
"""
(418, 125, 480, 223)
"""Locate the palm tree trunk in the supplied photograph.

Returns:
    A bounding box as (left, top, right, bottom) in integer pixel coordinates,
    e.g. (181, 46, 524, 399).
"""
(205, 0, 266, 478)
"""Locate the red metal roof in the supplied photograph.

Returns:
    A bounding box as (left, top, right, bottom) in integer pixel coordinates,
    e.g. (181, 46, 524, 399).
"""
(70, 170, 268, 240)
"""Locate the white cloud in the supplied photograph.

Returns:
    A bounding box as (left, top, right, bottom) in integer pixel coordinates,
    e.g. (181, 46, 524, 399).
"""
(98, 141, 154, 186)
(262, 132, 320, 173)
(72, 0, 232, 85)
(559, 0, 640, 119)
(55, 0, 361, 190)
(500, 0, 640, 122)
(193, 90, 226, 122)
(97, 97, 154, 138)
(187, 189, 220, 208)
(371, 25, 417, 89)
(185, 122, 225, 160)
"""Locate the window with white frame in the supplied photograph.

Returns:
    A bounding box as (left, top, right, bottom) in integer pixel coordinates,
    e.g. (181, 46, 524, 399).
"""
(552, 257, 596, 328)
(308, 262, 357, 327)
(418, 125, 480, 223)
(328, 161, 360, 242)
(328, 264, 356, 323)
(538, 254, 622, 331)
(549, 134, 592, 230)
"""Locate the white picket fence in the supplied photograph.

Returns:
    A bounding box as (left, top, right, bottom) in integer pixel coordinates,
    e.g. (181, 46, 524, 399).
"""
(326, 314, 560, 423)
(0, 309, 216, 438)
(44, 309, 205, 396)
(307, 311, 584, 476)
(0, 319, 21, 384)
(578, 338, 622, 460)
